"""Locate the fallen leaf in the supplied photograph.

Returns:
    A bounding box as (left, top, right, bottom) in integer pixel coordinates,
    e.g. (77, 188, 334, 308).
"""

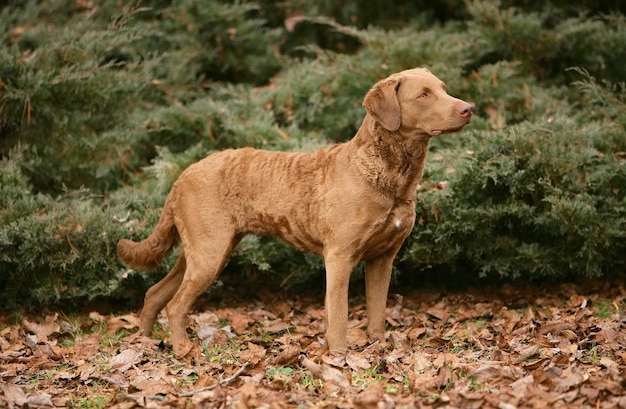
(346, 352, 371, 370)
(538, 321, 576, 336)
(346, 327, 371, 349)
(231, 313, 255, 335)
(273, 344, 301, 366)
(353, 382, 384, 409)
(72, 333, 102, 360)
(302, 357, 350, 388)
(599, 357, 620, 378)
(198, 325, 234, 345)
(509, 374, 534, 391)
(433, 352, 460, 367)
(91, 372, 131, 388)
(1, 383, 27, 407)
(515, 344, 540, 361)
(89, 311, 107, 322)
(237, 342, 266, 366)
(106, 314, 139, 333)
(388, 331, 408, 349)
(110, 348, 143, 372)
(434, 365, 450, 390)
(130, 367, 176, 395)
(411, 350, 431, 372)
(22, 314, 60, 341)
(579, 386, 599, 400)
(263, 319, 289, 334)
(552, 366, 588, 392)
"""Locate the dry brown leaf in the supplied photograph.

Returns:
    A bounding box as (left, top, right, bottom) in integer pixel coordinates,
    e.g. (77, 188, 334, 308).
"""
(433, 352, 460, 367)
(411, 350, 431, 372)
(273, 344, 301, 366)
(539, 321, 576, 336)
(109, 348, 143, 373)
(89, 311, 107, 322)
(130, 367, 177, 395)
(263, 319, 289, 334)
(485, 105, 505, 129)
(71, 333, 102, 360)
(22, 314, 60, 341)
(231, 313, 255, 335)
(472, 365, 504, 384)
(1, 383, 27, 407)
(455, 302, 493, 322)
(579, 385, 599, 400)
(238, 342, 267, 366)
(346, 352, 371, 370)
(302, 357, 350, 388)
(91, 371, 130, 388)
(353, 382, 385, 409)
(552, 366, 589, 392)
(388, 331, 408, 350)
(434, 365, 450, 390)
(426, 302, 450, 322)
(515, 344, 540, 361)
(191, 384, 227, 409)
(521, 357, 548, 371)
(407, 326, 427, 340)
(599, 356, 620, 378)
(411, 370, 439, 392)
(509, 374, 534, 391)
(106, 314, 139, 333)
(198, 325, 234, 345)
(346, 327, 371, 349)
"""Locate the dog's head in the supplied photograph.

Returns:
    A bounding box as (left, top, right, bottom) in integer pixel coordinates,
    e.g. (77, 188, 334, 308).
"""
(362, 67, 473, 136)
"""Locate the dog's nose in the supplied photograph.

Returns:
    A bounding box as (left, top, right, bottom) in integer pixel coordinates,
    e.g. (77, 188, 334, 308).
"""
(458, 102, 474, 117)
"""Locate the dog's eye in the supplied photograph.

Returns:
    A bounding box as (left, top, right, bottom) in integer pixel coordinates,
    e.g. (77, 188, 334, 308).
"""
(419, 92, 428, 99)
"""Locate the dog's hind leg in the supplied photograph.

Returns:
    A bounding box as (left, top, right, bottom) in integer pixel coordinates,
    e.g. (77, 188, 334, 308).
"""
(139, 251, 186, 337)
(165, 231, 239, 357)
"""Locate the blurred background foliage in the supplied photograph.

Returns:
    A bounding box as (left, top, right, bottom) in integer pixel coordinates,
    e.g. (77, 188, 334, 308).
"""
(1, 0, 625, 311)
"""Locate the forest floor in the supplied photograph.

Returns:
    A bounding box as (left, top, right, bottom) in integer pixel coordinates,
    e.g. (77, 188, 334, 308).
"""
(1, 278, 625, 408)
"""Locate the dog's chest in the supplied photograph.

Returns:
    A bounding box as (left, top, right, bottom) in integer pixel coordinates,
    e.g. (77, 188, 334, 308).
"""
(384, 201, 415, 235)
(362, 201, 415, 258)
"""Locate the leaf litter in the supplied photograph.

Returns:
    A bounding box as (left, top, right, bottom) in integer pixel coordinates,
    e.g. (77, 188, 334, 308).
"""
(1, 280, 626, 408)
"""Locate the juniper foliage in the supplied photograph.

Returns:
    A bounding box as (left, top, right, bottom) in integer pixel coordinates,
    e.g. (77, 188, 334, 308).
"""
(1, 0, 625, 310)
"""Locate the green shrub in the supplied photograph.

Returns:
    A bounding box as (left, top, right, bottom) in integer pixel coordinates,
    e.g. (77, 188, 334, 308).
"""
(403, 73, 626, 280)
(465, 1, 626, 84)
(1, 0, 625, 312)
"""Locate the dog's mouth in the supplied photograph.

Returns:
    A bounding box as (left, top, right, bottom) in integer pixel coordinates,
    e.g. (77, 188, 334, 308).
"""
(430, 124, 467, 136)
(431, 116, 472, 136)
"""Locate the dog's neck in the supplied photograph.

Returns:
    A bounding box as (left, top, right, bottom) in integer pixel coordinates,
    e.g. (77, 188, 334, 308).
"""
(350, 115, 431, 203)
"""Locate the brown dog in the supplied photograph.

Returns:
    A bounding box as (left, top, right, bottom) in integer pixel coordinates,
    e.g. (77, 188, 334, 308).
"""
(117, 68, 473, 356)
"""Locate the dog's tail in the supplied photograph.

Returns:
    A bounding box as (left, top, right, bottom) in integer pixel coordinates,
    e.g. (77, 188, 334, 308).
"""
(117, 193, 179, 271)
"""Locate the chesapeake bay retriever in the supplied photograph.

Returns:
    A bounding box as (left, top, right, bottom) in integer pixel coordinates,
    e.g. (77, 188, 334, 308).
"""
(117, 68, 473, 356)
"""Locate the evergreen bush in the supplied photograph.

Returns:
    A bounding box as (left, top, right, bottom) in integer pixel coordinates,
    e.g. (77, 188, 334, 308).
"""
(1, 0, 625, 311)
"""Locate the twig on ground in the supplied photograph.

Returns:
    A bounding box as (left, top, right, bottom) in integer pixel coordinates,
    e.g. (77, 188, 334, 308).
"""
(179, 361, 250, 397)
(117, 394, 166, 402)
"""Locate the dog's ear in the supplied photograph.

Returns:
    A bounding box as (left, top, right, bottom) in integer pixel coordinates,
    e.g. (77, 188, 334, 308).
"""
(362, 78, 402, 131)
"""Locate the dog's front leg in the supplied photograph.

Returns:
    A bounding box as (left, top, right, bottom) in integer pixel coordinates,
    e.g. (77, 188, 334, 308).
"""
(365, 254, 395, 343)
(324, 253, 356, 354)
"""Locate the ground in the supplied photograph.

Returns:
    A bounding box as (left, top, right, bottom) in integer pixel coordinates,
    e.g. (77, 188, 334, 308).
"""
(1, 279, 625, 408)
